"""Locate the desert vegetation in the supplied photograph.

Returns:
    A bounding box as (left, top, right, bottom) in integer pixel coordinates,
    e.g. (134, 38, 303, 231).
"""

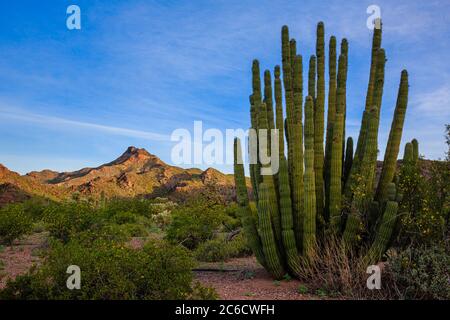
(0, 20, 448, 300)
(233, 22, 449, 299)
(0, 196, 255, 299)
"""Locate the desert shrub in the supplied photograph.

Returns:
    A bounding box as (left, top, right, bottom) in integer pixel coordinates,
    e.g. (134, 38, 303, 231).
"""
(194, 239, 230, 262)
(120, 223, 148, 237)
(112, 211, 137, 225)
(0, 238, 216, 300)
(194, 232, 251, 262)
(101, 198, 158, 219)
(75, 224, 130, 245)
(387, 245, 450, 300)
(151, 209, 172, 228)
(165, 200, 228, 249)
(0, 204, 33, 245)
(43, 202, 102, 243)
(397, 160, 447, 247)
(22, 197, 52, 221)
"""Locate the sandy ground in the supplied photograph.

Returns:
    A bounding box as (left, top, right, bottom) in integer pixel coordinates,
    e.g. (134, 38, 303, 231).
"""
(0, 232, 47, 289)
(195, 257, 319, 300)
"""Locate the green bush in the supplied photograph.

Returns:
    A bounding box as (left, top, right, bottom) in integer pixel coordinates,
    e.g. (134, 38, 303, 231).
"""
(112, 211, 137, 225)
(0, 239, 216, 300)
(194, 233, 251, 262)
(388, 245, 450, 299)
(101, 198, 158, 219)
(0, 204, 33, 245)
(42, 202, 102, 243)
(165, 200, 228, 249)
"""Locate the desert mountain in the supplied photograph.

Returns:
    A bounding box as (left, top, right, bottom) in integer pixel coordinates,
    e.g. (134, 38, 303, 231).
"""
(0, 146, 242, 204)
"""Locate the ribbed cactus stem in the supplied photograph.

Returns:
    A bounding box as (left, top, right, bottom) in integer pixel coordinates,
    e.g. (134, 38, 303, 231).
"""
(274, 66, 285, 159)
(258, 183, 285, 279)
(403, 142, 413, 163)
(278, 157, 302, 275)
(376, 70, 409, 203)
(343, 108, 378, 245)
(264, 70, 276, 132)
(256, 97, 281, 245)
(328, 54, 346, 231)
(308, 55, 316, 100)
(345, 48, 386, 199)
(249, 95, 260, 202)
(343, 136, 353, 186)
(363, 188, 398, 265)
(291, 54, 305, 251)
(303, 96, 317, 257)
(355, 23, 382, 157)
(314, 22, 325, 229)
(365, 49, 386, 196)
(352, 23, 382, 181)
(281, 26, 294, 138)
(234, 138, 266, 267)
(324, 35, 337, 223)
(412, 138, 419, 164)
(340, 39, 349, 160)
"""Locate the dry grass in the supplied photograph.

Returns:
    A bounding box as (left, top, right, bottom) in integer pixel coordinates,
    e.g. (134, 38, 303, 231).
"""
(297, 236, 396, 299)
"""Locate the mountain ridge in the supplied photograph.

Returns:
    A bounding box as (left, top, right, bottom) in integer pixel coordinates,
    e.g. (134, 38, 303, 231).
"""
(0, 146, 245, 205)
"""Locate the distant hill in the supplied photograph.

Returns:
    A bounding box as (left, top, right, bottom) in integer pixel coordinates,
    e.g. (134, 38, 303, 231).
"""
(0, 146, 439, 206)
(0, 146, 246, 204)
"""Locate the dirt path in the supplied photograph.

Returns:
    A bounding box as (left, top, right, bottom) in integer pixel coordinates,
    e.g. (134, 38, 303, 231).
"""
(195, 257, 319, 300)
(0, 232, 47, 289)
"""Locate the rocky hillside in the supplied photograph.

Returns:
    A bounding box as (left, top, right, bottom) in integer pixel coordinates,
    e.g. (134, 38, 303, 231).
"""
(0, 146, 245, 204)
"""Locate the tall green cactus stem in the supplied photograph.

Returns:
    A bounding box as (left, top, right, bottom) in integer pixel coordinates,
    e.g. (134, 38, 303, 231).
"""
(249, 95, 260, 202)
(328, 54, 347, 231)
(345, 49, 386, 198)
(343, 108, 379, 245)
(412, 139, 419, 164)
(281, 26, 296, 206)
(324, 36, 337, 223)
(264, 70, 276, 133)
(314, 22, 325, 228)
(281, 26, 294, 141)
(290, 39, 297, 84)
(252, 60, 263, 104)
(351, 24, 382, 189)
(293, 55, 303, 124)
(308, 55, 317, 100)
(257, 99, 282, 245)
(376, 70, 409, 203)
(278, 157, 302, 275)
(233, 138, 266, 267)
(291, 54, 305, 250)
(365, 49, 386, 196)
(303, 96, 317, 256)
(354, 23, 382, 163)
(340, 39, 349, 160)
(258, 183, 285, 279)
(363, 184, 398, 266)
(403, 142, 413, 163)
(274, 66, 284, 159)
(343, 137, 353, 186)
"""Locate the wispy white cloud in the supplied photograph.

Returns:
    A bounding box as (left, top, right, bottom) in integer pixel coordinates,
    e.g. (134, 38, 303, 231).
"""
(411, 85, 450, 117)
(0, 107, 169, 142)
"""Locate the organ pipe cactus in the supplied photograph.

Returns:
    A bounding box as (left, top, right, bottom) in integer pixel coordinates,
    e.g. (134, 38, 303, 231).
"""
(234, 21, 411, 279)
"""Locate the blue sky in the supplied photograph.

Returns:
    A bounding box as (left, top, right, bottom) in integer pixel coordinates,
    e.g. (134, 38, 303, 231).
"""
(0, 0, 449, 174)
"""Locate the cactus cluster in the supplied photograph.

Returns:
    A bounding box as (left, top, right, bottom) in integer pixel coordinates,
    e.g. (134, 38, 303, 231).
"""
(234, 21, 411, 278)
